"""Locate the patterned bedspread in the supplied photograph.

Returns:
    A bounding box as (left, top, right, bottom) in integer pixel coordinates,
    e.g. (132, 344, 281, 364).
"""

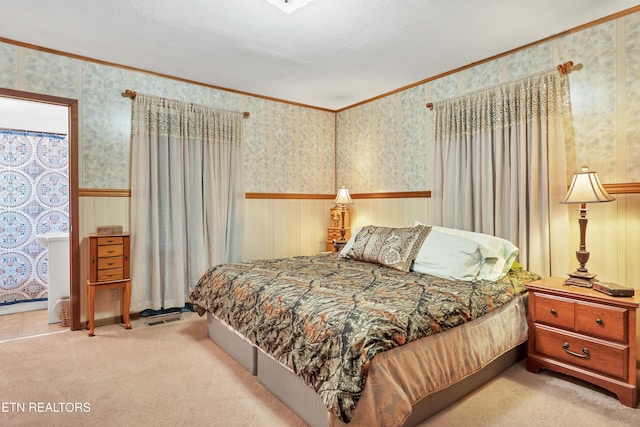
(188, 254, 539, 422)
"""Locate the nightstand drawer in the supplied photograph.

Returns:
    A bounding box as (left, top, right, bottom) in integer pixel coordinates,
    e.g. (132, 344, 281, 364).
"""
(327, 228, 345, 241)
(575, 301, 628, 343)
(532, 293, 575, 329)
(533, 324, 628, 380)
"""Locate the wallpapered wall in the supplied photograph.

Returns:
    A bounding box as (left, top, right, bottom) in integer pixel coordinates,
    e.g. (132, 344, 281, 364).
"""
(2, 12, 639, 196)
(337, 12, 640, 191)
(0, 43, 336, 193)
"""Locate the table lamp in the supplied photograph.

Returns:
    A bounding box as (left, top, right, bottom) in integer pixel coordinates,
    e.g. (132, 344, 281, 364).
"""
(333, 186, 353, 250)
(560, 166, 615, 287)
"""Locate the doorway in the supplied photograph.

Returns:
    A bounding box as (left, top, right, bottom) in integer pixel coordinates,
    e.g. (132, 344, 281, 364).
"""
(0, 88, 80, 331)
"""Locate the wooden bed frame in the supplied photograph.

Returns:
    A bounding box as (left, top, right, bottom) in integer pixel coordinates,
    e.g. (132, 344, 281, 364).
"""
(206, 311, 527, 426)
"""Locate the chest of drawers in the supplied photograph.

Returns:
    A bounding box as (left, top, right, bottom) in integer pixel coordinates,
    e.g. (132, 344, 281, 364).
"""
(86, 233, 132, 336)
(326, 206, 351, 252)
(89, 234, 130, 282)
(526, 277, 639, 407)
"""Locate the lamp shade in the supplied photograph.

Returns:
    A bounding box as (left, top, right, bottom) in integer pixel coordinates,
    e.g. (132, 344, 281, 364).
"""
(334, 186, 353, 205)
(560, 166, 615, 204)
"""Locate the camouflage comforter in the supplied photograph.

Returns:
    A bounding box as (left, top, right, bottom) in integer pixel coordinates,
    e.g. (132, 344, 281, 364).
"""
(188, 254, 539, 422)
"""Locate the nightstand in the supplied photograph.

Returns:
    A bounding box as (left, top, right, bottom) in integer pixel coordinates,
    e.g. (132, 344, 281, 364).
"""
(326, 206, 351, 252)
(526, 277, 639, 407)
(86, 233, 132, 336)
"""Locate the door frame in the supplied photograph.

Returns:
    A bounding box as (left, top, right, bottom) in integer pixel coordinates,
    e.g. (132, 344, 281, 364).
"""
(0, 88, 81, 331)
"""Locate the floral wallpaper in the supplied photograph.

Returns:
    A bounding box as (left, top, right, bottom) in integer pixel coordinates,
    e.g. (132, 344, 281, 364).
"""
(0, 42, 336, 194)
(0, 44, 17, 89)
(337, 11, 640, 191)
(81, 63, 129, 188)
(625, 12, 640, 181)
(337, 86, 430, 192)
(23, 50, 76, 99)
(558, 21, 619, 182)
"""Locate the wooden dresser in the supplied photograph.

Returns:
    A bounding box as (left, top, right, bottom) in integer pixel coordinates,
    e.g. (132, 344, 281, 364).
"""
(86, 233, 132, 336)
(526, 277, 639, 407)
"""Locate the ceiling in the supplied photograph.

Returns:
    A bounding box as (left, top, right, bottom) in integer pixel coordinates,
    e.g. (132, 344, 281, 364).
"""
(1, 0, 639, 110)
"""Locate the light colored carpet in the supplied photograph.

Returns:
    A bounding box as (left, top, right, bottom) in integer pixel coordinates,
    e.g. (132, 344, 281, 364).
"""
(0, 312, 305, 427)
(0, 312, 638, 427)
(422, 358, 639, 427)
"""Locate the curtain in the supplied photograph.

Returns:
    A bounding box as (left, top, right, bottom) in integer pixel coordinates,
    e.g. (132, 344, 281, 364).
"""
(432, 68, 573, 277)
(130, 94, 245, 312)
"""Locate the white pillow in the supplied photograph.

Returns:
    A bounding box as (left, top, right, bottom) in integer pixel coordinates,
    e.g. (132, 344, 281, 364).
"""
(339, 227, 363, 257)
(412, 229, 485, 281)
(414, 222, 519, 281)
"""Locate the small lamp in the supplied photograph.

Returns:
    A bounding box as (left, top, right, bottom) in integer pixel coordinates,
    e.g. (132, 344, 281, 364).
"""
(560, 166, 615, 287)
(333, 186, 353, 251)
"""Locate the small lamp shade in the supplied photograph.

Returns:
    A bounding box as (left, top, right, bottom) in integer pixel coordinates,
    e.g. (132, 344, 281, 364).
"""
(334, 186, 353, 206)
(560, 166, 615, 204)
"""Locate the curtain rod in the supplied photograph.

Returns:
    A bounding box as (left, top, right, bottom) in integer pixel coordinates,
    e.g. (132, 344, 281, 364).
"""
(122, 89, 250, 118)
(0, 127, 67, 137)
(425, 61, 574, 110)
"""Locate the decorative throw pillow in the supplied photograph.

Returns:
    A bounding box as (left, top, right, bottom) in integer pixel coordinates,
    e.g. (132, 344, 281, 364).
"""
(345, 225, 431, 272)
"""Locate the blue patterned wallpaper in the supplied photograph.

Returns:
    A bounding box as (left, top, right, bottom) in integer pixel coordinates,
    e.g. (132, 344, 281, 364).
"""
(0, 131, 69, 304)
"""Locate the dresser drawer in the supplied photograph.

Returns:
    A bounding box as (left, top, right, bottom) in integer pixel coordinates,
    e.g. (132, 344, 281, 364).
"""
(575, 301, 628, 343)
(97, 244, 124, 258)
(532, 293, 575, 329)
(533, 324, 629, 380)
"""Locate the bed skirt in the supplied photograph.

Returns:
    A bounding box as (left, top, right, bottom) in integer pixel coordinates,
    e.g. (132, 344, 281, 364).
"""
(206, 294, 528, 426)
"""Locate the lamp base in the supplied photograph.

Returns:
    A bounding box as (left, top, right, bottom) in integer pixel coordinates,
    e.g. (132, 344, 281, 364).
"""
(565, 271, 597, 288)
(332, 239, 347, 253)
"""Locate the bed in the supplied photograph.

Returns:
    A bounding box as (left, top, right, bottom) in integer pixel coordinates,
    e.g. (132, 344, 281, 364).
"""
(188, 224, 540, 426)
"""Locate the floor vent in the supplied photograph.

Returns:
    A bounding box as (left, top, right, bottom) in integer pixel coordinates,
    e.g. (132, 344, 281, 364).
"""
(144, 312, 182, 326)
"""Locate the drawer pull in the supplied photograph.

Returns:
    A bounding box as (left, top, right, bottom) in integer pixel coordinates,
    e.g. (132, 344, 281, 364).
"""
(562, 342, 590, 359)
(550, 308, 557, 315)
(595, 318, 603, 325)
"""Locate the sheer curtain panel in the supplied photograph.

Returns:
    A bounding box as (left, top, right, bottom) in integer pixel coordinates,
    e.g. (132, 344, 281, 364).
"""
(130, 94, 245, 312)
(432, 68, 573, 277)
